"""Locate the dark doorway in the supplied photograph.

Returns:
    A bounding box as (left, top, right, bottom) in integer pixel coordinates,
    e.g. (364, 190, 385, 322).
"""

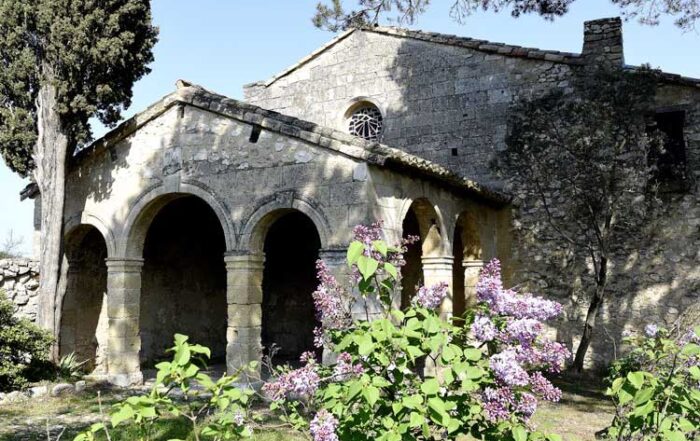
(140, 196, 227, 366)
(401, 208, 423, 309)
(262, 211, 321, 367)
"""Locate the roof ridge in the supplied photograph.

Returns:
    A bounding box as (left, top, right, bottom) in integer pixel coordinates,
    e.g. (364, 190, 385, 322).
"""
(74, 82, 511, 205)
(364, 25, 584, 64)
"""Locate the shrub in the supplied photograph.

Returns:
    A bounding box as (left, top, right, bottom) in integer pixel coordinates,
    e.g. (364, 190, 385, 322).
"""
(0, 290, 54, 391)
(75, 333, 256, 441)
(264, 222, 569, 441)
(603, 324, 700, 441)
(57, 352, 89, 381)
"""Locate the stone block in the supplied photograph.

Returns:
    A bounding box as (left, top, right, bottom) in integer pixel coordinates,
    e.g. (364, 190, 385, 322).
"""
(228, 304, 262, 327)
(51, 383, 75, 397)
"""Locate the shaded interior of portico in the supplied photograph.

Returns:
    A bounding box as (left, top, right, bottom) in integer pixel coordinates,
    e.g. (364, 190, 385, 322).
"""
(400, 199, 444, 308)
(60, 225, 109, 373)
(139, 195, 227, 366)
(261, 210, 322, 367)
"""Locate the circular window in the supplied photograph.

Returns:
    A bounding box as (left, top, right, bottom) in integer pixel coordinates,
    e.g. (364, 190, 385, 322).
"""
(347, 104, 383, 142)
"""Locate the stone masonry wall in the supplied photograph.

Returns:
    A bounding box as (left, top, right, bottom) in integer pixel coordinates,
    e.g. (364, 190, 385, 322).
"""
(0, 259, 40, 321)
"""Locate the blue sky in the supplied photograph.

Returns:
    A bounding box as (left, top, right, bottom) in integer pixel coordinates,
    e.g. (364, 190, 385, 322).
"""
(1, 0, 698, 256)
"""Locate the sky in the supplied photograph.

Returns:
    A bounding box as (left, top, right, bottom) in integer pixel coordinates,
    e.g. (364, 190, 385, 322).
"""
(0, 0, 698, 256)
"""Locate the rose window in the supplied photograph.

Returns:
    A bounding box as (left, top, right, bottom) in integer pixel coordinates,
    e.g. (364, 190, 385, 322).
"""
(347, 105, 383, 142)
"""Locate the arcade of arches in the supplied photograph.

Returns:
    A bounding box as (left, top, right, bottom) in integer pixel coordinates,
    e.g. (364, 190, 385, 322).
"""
(59, 196, 490, 385)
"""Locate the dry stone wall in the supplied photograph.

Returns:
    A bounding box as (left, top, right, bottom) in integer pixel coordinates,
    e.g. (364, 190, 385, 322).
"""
(0, 259, 40, 321)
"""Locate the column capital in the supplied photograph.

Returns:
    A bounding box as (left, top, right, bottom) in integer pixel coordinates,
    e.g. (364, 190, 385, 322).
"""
(105, 258, 144, 272)
(463, 259, 484, 269)
(421, 255, 454, 270)
(224, 251, 265, 269)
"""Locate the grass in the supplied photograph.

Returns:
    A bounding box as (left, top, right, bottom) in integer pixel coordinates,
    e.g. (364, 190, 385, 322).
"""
(0, 376, 614, 441)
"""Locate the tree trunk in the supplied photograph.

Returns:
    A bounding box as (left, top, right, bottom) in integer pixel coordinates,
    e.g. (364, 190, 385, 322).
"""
(572, 257, 608, 372)
(33, 80, 69, 357)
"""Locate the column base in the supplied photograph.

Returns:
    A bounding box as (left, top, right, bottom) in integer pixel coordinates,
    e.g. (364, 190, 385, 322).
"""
(108, 371, 144, 387)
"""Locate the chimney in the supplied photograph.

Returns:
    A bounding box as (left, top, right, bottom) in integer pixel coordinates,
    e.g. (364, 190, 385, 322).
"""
(582, 17, 624, 67)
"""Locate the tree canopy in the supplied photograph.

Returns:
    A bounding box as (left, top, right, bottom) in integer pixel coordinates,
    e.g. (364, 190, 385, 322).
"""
(313, 0, 699, 32)
(0, 0, 158, 177)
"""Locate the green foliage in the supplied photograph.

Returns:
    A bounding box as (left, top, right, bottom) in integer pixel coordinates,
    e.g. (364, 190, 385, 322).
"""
(0, 0, 158, 176)
(603, 326, 700, 441)
(271, 239, 561, 441)
(0, 290, 54, 391)
(74, 333, 256, 441)
(312, 0, 699, 31)
(57, 352, 89, 381)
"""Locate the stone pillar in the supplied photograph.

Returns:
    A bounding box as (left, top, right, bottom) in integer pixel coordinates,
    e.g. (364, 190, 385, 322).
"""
(105, 258, 144, 387)
(463, 260, 484, 309)
(318, 248, 349, 364)
(422, 256, 454, 318)
(59, 260, 83, 358)
(224, 253, 264, 379)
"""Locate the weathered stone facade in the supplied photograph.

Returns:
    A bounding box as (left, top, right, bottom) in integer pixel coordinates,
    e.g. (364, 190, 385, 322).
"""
(20, 16, 700, 381)
(0, 259, 40, 321)
(243, 17, 700, 367)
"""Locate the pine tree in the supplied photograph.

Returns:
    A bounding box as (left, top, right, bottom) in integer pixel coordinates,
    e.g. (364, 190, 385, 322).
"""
(0, 0, 158, 339)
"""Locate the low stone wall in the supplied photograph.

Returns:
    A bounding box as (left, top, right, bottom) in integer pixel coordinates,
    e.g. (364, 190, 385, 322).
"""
(0, 259, 40, 322)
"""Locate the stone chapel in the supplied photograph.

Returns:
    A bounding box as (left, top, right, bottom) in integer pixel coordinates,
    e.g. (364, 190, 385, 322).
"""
(3, 17, 698, 385)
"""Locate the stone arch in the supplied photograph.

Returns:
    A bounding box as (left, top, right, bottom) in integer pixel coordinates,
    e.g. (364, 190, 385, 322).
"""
(240, 194, 331, 254)
(259, 210, 322, 367)
(121, 182, 236, 257)
(139, 194, 228, 365)
(59, 224, 109, 373)
(399, 197, 447, 308)
(64, 212, 116, 258)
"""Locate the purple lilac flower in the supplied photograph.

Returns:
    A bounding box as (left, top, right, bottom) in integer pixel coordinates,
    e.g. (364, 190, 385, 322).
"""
(516, 392, 538, 420)
(312, 260, 351, 331)
(503, 319, 543, 347)
(480, 386, 515, 422)
(413, 282, 449, 309)
(490, 350, 530, 387)
(516, 341, 571, 373)
(472, 315, 498, 343)
(529, 372, 562, 402)
(680, 329, 700, 345)
(233, 411, 245, 426)
(644, 323, 659, 338)
(262, 355, 320, 401)
(333, 352, 364, 380)
(310, 410, 339, 441)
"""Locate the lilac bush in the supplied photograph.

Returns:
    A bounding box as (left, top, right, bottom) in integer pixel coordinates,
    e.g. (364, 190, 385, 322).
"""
(265, 221, 569, 441)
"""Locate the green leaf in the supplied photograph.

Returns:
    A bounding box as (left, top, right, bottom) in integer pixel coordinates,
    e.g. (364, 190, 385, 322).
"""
(357, 334, 374, 356)
(512, 425, 528, 441)
(634, 387, 654, 404)
(347, 241, 364, 266)
(385, 262, 398, 280)
(627, 371, 644, 389)
(372, 240, 388, 256)
(409, 412, 424, 427)
(364, 385, 380, 406)
(111, 405, 135, 427)
(662, 430, 686, 441)
(421, 378, 440, 395)
(463, 348, 482, 361)
(357, 255, 379, 280)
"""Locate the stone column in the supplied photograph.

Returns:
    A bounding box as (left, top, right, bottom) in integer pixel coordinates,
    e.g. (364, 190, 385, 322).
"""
(318, 248, 349, 364)
(224, 253, 264, 379)
(59, 260, 83, 359)
(105, 258, 144, 387)
(422, 256, 454, 318)
(463, 260, 484, 309)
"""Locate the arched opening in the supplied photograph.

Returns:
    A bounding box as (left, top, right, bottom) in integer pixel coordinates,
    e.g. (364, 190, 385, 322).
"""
(261, 211, 321, 367)
(453, 212, 482, 319)
(400, 199, 443, 308)
(60, 226, 108, 373)
(140, 196, 227, 366)
(401, 209, 422, 309)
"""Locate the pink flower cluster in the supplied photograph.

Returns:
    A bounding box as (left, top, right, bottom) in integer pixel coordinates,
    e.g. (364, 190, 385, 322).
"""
(333, 352, 364, 380)
(471, 259, 570, 422)
(262, 353, 320, 401)
(312, 260, 351, 331)
(413, 282, 449, 309)
(310, 409, 339, 441)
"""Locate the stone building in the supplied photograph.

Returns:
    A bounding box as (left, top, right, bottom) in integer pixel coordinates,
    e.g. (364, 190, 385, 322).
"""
(15, 17, 699, 384)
